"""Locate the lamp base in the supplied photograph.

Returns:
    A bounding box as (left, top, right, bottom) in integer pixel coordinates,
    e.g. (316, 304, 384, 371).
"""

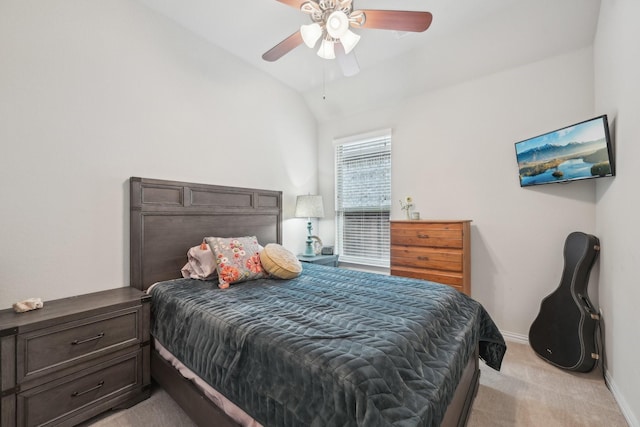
(303, 220, 315, 256)
(303, 237, 315, 256)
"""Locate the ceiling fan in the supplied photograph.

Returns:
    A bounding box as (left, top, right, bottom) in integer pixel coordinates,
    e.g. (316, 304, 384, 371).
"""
(262, 0, 433, 76)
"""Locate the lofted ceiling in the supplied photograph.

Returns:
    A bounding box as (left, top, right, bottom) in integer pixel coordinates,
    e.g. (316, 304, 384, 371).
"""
(138, 0, 602, 121)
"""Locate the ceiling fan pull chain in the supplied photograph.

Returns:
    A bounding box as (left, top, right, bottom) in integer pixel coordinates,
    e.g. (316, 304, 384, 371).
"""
(322, 66, 327, 100)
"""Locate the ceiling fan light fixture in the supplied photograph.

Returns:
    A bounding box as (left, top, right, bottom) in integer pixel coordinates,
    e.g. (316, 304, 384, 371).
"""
(300, 23, 323, 48)
(326, 11, 349, 38)
(317, 38, 336, 59)
(263, 0, 432, 73)
(339, 29, 360, 54)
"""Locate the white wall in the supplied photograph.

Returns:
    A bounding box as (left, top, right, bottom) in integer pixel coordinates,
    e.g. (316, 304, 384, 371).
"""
(594, 0, 640, 425)
(0, 0, 317, 308)
(319, 47, 597, 338)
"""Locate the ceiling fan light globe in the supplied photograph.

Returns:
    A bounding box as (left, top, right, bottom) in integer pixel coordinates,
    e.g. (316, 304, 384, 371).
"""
(340, 29, 360, 54)
(326, 11, 349, 38)
(317, 39, 336, 59)
(300, 23, 323, 48)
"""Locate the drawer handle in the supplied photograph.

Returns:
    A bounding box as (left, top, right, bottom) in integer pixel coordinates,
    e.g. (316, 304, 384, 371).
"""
(417, 234, 430, 239)
(417, 256, 429, 261)
(71, 381, 104, 397)
(71, 332, 105, 345)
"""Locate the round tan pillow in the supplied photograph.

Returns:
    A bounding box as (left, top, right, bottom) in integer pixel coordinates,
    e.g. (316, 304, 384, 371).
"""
(260, 243, 302, 279)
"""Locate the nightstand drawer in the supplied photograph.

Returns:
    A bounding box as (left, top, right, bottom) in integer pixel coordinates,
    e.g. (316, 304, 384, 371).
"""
(390, 222, 464, 248)
(17, 350, 143, 427)
(17, 306, 142, 383)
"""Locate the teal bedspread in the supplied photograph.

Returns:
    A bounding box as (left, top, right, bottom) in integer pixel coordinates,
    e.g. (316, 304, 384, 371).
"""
(150, 263, 506, 427)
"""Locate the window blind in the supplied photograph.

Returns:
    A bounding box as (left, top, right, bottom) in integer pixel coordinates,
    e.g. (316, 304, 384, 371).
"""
(335, 130, 391, 267)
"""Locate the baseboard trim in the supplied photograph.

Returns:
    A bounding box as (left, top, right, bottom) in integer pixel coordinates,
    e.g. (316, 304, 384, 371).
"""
(604, 370, 639, 427)
(500, 330, 528, 344)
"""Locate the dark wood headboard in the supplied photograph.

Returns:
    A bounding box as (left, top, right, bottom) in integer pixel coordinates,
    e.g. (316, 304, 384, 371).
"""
(130, 177, 282, 291)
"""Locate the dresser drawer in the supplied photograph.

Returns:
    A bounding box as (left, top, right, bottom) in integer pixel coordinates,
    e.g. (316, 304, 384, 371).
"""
(17, 306, 142, 383)
(17, 350, 143, 427)
(391, 266, 464, 291)
(391, 246, 462, 271)
(390, 222, 463, 248)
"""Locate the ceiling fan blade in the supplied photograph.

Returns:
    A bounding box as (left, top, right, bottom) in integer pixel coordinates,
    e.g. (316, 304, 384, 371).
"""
(335, 43, 360, 77)
(262, 31, 304, 62)
(275, 0, 307, 9)
(357, 10, 433, 32)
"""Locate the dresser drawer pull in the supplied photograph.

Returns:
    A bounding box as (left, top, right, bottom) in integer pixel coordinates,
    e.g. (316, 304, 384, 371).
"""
(71, 332, 105, 345)
(71, 381, 104, 397)
(417, 234, 430, 239)
(417, 256, 429, 261)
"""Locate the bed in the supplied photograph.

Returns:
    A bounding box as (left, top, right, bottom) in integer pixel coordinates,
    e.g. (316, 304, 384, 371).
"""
(129, 177, 506, 427)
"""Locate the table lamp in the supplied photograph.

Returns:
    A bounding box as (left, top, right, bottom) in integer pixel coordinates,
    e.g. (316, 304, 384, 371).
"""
(295, 195, 324, 256)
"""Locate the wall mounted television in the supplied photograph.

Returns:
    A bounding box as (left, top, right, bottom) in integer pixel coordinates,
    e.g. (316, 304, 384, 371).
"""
(515, 115, 615, 187)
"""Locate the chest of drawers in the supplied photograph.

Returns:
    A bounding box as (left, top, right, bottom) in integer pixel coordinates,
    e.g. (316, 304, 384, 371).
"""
(0, 287, 150, 427)
(390, 220, 472, 295)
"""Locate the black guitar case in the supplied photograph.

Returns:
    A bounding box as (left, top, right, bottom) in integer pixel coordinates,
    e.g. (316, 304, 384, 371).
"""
(529, 231, 601, 372)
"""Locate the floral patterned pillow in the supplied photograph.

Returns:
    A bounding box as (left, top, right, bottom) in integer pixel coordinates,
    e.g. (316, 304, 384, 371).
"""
(205, 236, 266, 288)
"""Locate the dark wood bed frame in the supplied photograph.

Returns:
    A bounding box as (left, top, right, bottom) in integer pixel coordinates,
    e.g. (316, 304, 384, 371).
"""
(129, 177, 480, 427)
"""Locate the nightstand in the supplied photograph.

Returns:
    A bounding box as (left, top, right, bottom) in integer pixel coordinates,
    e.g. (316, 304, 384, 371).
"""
(0, 287, 150, 427)
(298, 254, 339, 267)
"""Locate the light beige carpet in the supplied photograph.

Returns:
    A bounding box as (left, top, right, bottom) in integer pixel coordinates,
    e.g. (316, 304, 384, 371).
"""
(469, 341, 627, 427)
(85, 341, 628, 427)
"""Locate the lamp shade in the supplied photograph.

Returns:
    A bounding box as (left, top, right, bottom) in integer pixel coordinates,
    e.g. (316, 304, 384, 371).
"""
(317, 39, 336, 59)
(301, 23, 323, 48)
(326, 11, 349, 38)
(295, 195, 324, 218)
(339, 29, 360, 54)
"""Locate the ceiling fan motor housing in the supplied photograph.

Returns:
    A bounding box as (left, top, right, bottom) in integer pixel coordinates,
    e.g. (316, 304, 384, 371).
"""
(300, 0, 364, 57)
(302, 0, 364, 31)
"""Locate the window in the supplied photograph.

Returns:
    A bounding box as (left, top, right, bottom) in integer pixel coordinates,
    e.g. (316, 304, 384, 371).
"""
(335, 129, 391, 267)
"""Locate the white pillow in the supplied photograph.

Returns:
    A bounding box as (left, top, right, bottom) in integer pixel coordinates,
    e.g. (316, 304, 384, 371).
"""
(181, 242, 217, 280)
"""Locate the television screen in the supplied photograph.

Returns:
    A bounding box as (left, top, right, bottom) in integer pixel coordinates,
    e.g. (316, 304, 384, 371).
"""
(515, 115, 615, 187)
